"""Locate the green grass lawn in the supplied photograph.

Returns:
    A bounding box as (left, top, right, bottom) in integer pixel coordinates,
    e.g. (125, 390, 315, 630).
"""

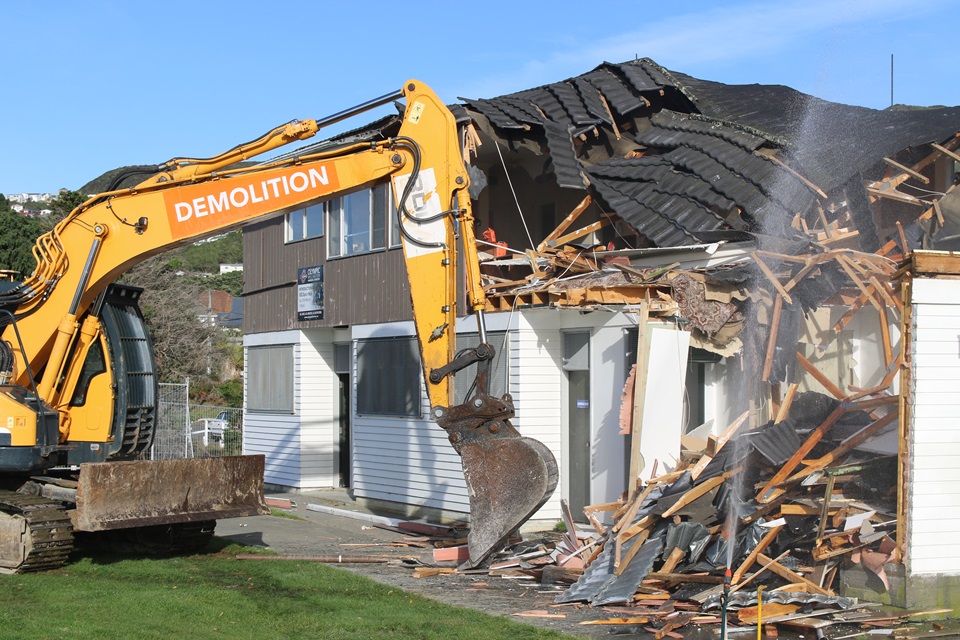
(0, 542, 576, 640)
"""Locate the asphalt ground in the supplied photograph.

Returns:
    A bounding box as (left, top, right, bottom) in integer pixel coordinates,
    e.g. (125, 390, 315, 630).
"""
(215, 489, 655, 639)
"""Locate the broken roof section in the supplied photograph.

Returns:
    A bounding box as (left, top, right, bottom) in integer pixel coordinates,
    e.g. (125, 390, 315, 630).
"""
(459, 58, 960, 254)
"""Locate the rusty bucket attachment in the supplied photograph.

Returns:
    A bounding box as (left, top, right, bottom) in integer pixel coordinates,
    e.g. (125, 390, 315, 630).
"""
(460, 436, 558, 568)
(434, 387, 559, 568)
(73, 455, 268, 532)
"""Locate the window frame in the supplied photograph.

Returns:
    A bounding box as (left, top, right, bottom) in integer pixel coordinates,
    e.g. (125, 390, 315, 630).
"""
(246, 345, 295, 414)
(285, 202, 325, 243)
(355, 336, 422, 418)
(327, 183, 399, 258)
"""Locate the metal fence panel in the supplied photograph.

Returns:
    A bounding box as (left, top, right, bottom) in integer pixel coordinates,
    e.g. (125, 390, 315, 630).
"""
(152, 382, 242, 459)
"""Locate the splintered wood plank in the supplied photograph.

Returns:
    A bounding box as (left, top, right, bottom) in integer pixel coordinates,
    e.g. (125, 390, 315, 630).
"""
(762, 295, 784, 382)
(580, 617, 650, 626)
(690, 410, 749, 481)
(645, 572, 723, 584)
(797, 352, 845, 399)
(756, 552, 832, 595)
(789, 410, 898, 482)
(618, 515, 656, 544)
(544, 218, 610, 249)
(753, 255, 793, 304)
(869, 275, 900, 313)
(836, 254, 881, 311)
(882, 156, 930, 184)
(732, 525, 784, 584)
(896, 220, 910, 256)
(737, 603, 799, 626)
(538, 195, 592, 251)
(659, 546, 686, 574)
(660, 472, 731, 519)
(816, 475, 837, 544)
(775, 383, 799, 424)
(583, 501, 624, 515)
(932, 141, 960, 163)
(765, 155, 828, 198)
(614, 527, 652, 576)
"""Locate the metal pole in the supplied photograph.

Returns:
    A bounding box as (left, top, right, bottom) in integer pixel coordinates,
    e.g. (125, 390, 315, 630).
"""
(315, 89, 405, 130)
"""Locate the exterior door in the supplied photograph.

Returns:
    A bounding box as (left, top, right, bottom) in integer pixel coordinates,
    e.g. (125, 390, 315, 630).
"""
(563, 332, 591, 521)
(337, 373, 351, 488)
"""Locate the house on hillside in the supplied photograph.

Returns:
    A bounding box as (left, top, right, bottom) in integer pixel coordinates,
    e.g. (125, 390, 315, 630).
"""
(241, 59, 960, 607)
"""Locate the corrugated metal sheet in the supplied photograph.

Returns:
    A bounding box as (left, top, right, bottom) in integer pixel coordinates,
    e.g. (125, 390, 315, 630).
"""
(556, 535, 664, 605)
(460, 98, 527, 130)
(517, 88, 572, 126)
(547, 82, 601, 127)
(663, 147, 787, 224)
(584, 68, 647, 117)
(665, 67, 960, 193)
(541, 118, 587, 189)
(574, 76, 614, 125)
(617, 60, 663, 93)
(585, 157, 734, 246)
(589, 179, 699, 246)
(744, 420, 803, 467)
(701, 590, 857, 611)
(652, 110, 767, 151)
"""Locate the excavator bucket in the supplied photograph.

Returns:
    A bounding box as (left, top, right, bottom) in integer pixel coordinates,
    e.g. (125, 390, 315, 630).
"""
(72, 455, 268, 532)
(459, 436, 558, 568)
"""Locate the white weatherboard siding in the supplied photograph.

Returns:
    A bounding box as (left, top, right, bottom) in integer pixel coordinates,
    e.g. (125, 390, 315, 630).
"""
(512, 312, 563, 520)
(909, 278, 960, 576)
(243, 330, 338, 488)
(299, 330, 338, 487)
(350, 313, 565, 520)
(349, 321, 470, 514)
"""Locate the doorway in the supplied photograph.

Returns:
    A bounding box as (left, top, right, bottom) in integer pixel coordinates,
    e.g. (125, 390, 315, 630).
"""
(334, 342, 352, 488)
(563, 332, 591, 521)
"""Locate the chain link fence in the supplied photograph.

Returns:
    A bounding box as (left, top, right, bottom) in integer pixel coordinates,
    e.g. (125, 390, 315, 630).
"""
(150, 381, 243, 459)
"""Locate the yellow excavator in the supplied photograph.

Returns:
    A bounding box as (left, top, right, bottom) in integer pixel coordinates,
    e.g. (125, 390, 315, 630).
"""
(0, 80, 558, 573)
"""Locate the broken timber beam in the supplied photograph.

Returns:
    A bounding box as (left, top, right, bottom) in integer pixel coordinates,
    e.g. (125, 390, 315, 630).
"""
(882, 156, 930, 184)
(756, 552, 832, 595)
(537, 195, 592, 251)
(757, 395, 898, 502)
(690, 411, 749, 481)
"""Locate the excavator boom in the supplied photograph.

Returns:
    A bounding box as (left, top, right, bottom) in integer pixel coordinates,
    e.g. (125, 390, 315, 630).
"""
(0, 80, 557, 571)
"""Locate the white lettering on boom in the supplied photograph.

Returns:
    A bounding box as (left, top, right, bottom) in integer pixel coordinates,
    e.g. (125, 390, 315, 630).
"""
(170, 165, 332, 221)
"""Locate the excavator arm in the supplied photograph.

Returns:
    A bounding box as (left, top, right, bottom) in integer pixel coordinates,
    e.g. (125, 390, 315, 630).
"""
(0, 80, 556, 568)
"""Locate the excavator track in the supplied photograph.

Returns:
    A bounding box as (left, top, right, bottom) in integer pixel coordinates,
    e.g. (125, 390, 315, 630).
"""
(75, 520, 216, 556)
(0, 491, 74, 574)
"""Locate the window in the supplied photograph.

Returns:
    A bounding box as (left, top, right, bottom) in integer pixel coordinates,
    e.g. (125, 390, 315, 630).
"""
(247, 345, 294, 413)
(356, 337, 421, 417)
(286, 202, 324, 242)
(328, 183, 398, 257)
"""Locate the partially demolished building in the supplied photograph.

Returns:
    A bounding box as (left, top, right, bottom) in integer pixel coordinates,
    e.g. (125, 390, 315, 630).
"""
(242, 58, 960, 612)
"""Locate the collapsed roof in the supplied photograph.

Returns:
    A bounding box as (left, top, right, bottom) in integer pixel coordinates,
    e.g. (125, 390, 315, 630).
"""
(459, 58, 960, 254)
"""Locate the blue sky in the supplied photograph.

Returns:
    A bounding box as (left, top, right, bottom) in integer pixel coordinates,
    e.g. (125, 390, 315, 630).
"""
(4, 0, 959, 194)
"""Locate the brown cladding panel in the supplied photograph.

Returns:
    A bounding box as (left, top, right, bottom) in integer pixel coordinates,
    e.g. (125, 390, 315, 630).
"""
(243, 217, 411, 334)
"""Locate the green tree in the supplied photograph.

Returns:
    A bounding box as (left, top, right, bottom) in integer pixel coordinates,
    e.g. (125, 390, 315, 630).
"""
(0, 196, 43, 277)
(48, 189, 88, 225)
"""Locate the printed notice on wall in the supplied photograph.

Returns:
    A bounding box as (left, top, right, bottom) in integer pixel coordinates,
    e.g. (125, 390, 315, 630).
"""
(297, 265, 324, 321)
